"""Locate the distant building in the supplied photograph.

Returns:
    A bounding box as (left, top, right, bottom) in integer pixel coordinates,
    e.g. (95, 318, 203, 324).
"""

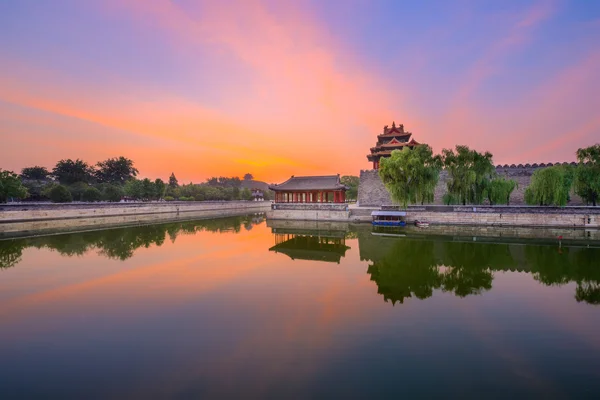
(367, 121, 423, 169)
(251, 189, 264, 201)
(269, 175, 349, 203)
(241, 178, 271, 201)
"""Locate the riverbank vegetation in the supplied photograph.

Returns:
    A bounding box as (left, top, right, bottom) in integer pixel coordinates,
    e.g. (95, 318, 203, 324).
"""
(378, 144, 442, 208)
(0, 157, 273, 203)
(379, 143, 599, 207)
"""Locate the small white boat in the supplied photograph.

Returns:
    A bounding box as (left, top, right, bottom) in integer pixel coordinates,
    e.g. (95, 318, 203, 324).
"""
(415, 220, 430, 228)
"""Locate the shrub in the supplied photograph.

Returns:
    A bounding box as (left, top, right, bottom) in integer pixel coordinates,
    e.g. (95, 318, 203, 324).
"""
(164, 196, 175, 201)
(82, 187, 102, 202)
(180, 196, 194, 201)
(49, 185, 73, 203)
(68, 181, 90, 201)
(101, 184, 123, 202)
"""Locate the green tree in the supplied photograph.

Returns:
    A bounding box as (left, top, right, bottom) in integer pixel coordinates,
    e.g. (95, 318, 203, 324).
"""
(340, 175, 359, 201)
(442, 145, 495, 205)
(154, 178, 166, 200)
(82, 187, 102, 202)
(243, 173, 254, 180)
(100, 184, 123, 202)
(141, 178, 156, 201)
(95, 157, 138, 185)
(124, 179, 144, 200)
(574, 144, 600, 206)
(168, 173, 179, 188)
(240, 188, 253, 200)
(53, 159, 95, 184)
(0, 170, 28, 202)
(525, 165, 574, 206)
(378, 145, 442, 208)
(21, 180, 51, 201)
(487, 177, 517, 205)
(68, 182, 90, 201)
(21, 166, 51, 181)
(49, 184, 73, 203)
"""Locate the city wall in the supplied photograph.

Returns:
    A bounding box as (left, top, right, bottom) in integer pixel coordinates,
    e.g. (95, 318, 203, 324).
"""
(0, 201, 271, 237)
(358, 163, 585, 207)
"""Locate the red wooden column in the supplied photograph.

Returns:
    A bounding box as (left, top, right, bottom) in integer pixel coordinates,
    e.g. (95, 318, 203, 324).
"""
(341, 191, 346, 203)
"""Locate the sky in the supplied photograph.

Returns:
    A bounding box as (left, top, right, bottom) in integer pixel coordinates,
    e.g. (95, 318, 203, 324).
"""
(1, 0, 599, 183)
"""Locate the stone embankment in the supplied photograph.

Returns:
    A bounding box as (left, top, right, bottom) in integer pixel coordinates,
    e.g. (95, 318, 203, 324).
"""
(267, 203, 350, 222)
(0, 201, 271, 237)
(358, 163, 585, 207)
(350, 205, 600, 229)
(267, 202, 600, 230)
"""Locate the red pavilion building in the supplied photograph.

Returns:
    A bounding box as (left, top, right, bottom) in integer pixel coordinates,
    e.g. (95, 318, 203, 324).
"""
(269, 175, 349, 204)
(367, 121, 422, 169)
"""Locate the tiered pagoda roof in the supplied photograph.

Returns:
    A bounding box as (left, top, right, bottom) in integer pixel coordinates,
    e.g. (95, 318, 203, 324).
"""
(367, 122, 423, 163)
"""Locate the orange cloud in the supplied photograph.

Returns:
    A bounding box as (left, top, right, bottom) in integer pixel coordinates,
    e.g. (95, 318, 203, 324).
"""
(0, 0, 400, 182)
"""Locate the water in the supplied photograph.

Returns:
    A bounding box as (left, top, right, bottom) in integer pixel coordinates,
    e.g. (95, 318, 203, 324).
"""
(1, 215, 599, 398)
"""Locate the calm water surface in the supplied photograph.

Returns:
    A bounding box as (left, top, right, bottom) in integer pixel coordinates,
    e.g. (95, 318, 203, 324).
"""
(1, 215, 599, 399)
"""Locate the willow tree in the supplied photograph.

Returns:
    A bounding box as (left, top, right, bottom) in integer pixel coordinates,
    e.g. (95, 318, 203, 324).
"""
(524, 165, 574, 206)
(378, 145, 442, 208)
(487, 177, 517, 205)
(442, 145, 495, 205)
(574, 144, 600, 206)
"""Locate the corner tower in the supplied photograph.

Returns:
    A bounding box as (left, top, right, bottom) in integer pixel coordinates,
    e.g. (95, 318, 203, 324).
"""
(367, 121, 421, 169)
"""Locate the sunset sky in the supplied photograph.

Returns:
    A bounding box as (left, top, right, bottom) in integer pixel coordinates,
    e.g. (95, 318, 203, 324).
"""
(1, 0, 599, 183)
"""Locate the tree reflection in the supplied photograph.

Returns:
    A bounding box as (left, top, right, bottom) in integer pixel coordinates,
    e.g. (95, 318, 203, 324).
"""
(0, 215, 262, 265)
(367, 239, 441, 304)
(0, 239, 23, 269)
(359, 230, 600, 306)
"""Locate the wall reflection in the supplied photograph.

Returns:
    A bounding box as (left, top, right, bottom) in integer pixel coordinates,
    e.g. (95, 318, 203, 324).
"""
(0, 214, 265, 268)
(358, 228, 600, 306)
(265, 221, 600, 306)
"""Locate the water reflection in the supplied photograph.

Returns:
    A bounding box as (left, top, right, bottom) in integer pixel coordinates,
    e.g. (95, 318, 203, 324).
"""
(0, 214, 265, 268)
(3, 218, 600, 306)
(1, 217, 600, 397)
(269, 225, 349, 263)
(359, 229, 600, 305)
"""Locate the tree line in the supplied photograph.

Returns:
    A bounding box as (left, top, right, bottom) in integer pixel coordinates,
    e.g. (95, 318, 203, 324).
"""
(0, 156, 269, 203)
(379, 144, 600, 207)
(0, 215, 263, 268)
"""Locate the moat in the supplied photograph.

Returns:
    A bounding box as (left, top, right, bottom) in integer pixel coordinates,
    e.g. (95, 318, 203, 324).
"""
(1, 215, 599, 398)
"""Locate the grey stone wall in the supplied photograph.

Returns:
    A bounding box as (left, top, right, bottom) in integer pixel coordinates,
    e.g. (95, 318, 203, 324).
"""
(357, 170, 392, 206)
(358, 162, 585, 207)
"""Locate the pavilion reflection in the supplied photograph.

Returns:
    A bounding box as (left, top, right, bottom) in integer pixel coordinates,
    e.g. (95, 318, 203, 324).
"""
(0, 215, 264, 267)
(358, 228, 600, 306)
(267, 220, 350, 264)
